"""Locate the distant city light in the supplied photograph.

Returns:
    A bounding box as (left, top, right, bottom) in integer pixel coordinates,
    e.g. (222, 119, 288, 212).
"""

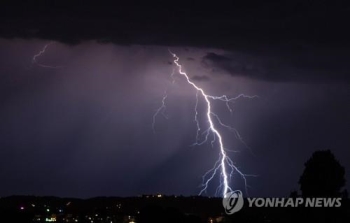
(45, 217, 56, 222)
(20, 206, 24, 210)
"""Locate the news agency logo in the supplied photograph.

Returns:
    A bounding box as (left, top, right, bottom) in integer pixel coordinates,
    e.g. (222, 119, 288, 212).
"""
(223, 191, 342, 215)
(222, 190, 244, 215)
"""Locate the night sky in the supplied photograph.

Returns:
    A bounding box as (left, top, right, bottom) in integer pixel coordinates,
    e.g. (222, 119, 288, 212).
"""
(0, 1, 349, 198)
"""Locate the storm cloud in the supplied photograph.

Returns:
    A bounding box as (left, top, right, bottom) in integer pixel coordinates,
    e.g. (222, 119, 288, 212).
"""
(201, 50, 350, 82)
(1, 2, 350, 82)
(0, 1, 349, 198)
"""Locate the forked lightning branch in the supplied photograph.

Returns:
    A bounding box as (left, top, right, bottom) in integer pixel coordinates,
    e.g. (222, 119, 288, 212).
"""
(153, 51, 258, 197)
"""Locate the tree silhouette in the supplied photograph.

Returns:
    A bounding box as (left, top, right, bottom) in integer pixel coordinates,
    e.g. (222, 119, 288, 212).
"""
(299, 150, 346, 197)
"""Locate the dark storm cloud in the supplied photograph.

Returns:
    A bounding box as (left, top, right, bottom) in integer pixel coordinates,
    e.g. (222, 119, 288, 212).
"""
(1, 1, 350, 199)
(1, 1, 350, 82)
(201, 50, 350, 82)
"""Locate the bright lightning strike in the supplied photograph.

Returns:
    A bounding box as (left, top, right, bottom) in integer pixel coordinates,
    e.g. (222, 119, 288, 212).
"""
(154, 50, 258, 198)
(31, 42, 64, 69)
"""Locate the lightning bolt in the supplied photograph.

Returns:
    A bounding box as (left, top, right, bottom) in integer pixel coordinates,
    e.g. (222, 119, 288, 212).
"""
(152, 91, 169, 133)
(31, 42, 64, 69)
(152, 68, 176, 133)
(153, 50, 258, 198)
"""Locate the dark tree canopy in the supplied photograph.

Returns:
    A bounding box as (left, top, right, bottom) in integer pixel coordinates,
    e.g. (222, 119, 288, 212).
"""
(299, 150, 346, 197)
